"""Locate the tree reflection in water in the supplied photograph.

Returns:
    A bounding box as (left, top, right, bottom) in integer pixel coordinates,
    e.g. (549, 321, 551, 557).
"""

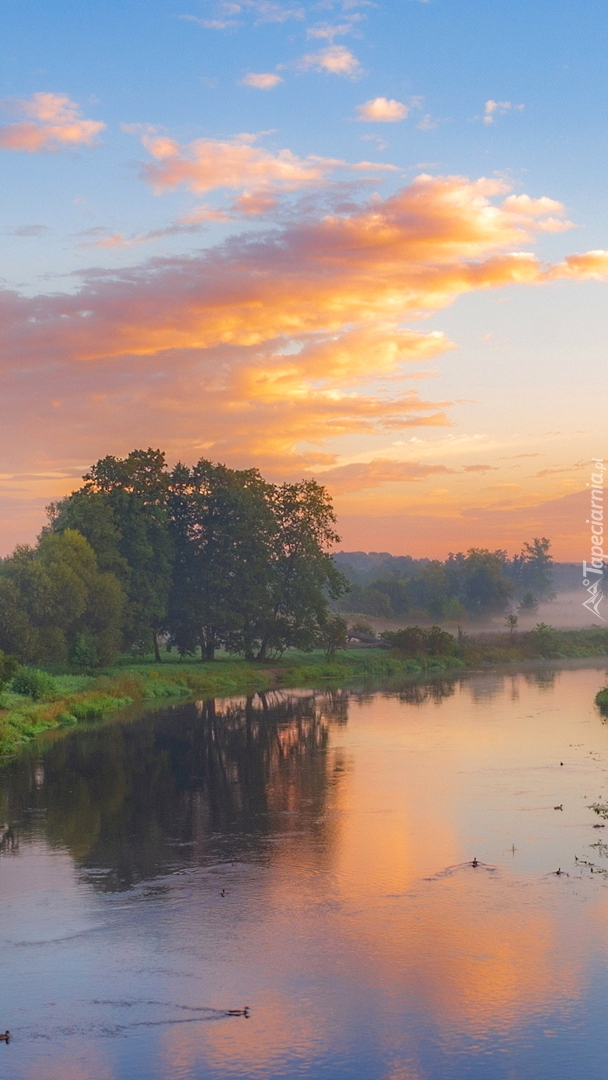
(0, 690, 351, 891)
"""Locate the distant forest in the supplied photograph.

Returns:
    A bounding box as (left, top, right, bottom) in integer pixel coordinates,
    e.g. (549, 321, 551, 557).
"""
(333, 543, 563, 622)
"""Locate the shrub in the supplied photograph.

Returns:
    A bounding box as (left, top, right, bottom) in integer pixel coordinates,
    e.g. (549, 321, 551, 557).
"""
(11, 668, 58, 701)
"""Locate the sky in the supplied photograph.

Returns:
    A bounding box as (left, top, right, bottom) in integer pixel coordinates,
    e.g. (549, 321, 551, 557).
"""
(1, 0, 606, 559)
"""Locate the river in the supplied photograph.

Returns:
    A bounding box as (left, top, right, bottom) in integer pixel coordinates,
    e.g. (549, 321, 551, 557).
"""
(1, 663, 608, 1079)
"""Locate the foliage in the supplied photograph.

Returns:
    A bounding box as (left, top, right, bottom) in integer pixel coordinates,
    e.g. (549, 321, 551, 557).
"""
(48, 449, 348, 665)
(595, 687, 608, 717)
(381, 625, 457, 657)
(508, 537, 555, 599)
(49, 449, 173, 660)
(11, 668, 57, 701)
(519, 591, 539, 613)
(319, 614, 348, 660)
(0, 530, 125, 667)
(0, 652, 19, 692)
(338, 547, 519, 621)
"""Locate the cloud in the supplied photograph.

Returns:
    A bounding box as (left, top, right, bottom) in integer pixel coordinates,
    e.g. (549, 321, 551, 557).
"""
(244, 1, 305, 23)
(5, 224, 50, 237)
(337, 489, 593, 560)
(2, 173, 603, 368)
(316, 458, 455, 492)
(483, 100, 524, 125)
(241, 73, 283, 89)
(180, 1, 304, 27)
(417, 114, 438, 131)
(356, 97, 408, 122)
(179, 13, 240, 29)
(462, 464, 499, 472)
(134, 130, 394, 205)
(0, 93, 106, 152)
(307, 22, 358, 41)
(297, 45, 362, 77)
(138, 132, 339, 196)
(0, 172, 606, 544)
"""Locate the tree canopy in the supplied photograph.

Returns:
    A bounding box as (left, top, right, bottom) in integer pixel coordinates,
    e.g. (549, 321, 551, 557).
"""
(1, 448, 348, 667)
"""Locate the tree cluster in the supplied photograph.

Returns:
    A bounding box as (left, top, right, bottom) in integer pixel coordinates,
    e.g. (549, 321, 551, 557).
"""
(336, 540, 554, 622)
(5, 448, 347, 667)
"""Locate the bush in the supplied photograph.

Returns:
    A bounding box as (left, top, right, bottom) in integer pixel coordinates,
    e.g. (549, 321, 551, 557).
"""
(381, 625, 456, 658)
(11, 668, 58, 701)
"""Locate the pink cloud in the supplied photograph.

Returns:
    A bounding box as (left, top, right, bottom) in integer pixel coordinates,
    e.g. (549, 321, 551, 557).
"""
(317, 459, 455, 493)
(356, 98, 409, 122)
(240, 73, 283, 89)
(0, 93, 106, 152)
(139, 132, 339, 195)
(297, 45, 362, 77)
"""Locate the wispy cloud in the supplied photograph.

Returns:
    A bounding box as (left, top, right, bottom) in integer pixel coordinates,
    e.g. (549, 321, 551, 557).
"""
(316, 458, 455, 492)
(241, 72, 283, 89)
(356, 97, 408, 122)
(483, 99, 524, 125)
(180, 1, 304, 28)
(297, 45, 362, 77)
(4, 224, 50, 237)
(0, 93, 106, 152)
(307, 21, 358, 41)
(417, 114, 439, 131)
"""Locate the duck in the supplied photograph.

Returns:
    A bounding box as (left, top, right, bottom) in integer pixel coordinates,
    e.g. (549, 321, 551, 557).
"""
(226, 1007, 250, 1018)
(471, 857, 479, 868)
(0, 1032, 9, 1043)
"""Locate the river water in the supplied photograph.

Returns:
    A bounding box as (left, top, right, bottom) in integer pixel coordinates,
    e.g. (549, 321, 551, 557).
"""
(2, 663, 608, 1079)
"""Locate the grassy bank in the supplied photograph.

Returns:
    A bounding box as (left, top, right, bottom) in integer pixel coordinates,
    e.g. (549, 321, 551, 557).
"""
(0, 652, 465, 756)
(1, 624, 607, 757)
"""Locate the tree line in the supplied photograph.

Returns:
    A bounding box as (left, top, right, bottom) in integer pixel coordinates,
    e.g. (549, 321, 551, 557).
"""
(336, 539, 554, 621)
(0, 449, 347, 668)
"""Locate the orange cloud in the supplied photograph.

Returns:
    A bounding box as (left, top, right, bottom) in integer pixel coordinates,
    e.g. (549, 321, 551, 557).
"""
(138, 132, 339, 195)
(3, 172, 600, 367)
(356, 97, 409, 122)
(316, 458, 455, 493)
(0, 172, 606, 552)
(0, 93, 105, 152)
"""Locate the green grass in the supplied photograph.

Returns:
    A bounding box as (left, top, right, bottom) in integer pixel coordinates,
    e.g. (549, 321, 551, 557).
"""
(1, 625, 607, 759)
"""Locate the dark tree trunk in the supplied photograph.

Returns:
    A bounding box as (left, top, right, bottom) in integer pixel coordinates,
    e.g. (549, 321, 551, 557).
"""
(152, 629, 162, 663)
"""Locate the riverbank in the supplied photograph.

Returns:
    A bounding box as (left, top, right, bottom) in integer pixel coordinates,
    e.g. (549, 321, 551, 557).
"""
(1, 624, 607, 757)
(0, 652, 458, 755)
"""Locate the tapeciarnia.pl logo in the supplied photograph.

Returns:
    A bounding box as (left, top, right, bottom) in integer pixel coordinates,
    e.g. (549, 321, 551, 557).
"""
(582, 458, 605, 621)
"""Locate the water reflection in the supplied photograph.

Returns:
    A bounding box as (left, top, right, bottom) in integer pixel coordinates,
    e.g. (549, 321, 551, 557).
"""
(1, 690, 354, 890)
(1, 665, 608, 1080)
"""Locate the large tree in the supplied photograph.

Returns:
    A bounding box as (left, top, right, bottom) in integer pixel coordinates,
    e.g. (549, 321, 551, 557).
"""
(244, 480, 348, 660)
(0, 530, 124, 665)
(49, 449, 173, 660)
(167, 460, 275, 660)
